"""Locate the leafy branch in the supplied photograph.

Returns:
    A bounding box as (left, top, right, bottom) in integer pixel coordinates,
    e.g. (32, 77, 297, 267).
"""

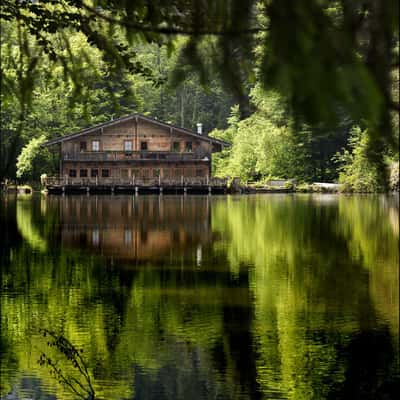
(38, 328, 96, 400)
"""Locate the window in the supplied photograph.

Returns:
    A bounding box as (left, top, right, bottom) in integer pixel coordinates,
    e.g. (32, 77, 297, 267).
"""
(172, 141, 180, 152)
(163, 169, 170, 178)
(101, 169, 110, 178)
(187, 168, 195, 177)
(196, 169, 203, 177)
(124, 140, 132, 152)
(185, 141, 192, 152)
(121, 169, 129, 179)
(153, 169, 160, 178)
(91, 169, 98, 177)
(141, 230, 148, 243)
(124, 229, 132, 245)
(92, 229, 99, 246)
(140, 141, 148, 151)
(92, 140, 100, 151)
(80, 169, 88, 177)
(69, 169, 77, 177)
(131, 169, 139, 178)
(80, 141, 87, 151)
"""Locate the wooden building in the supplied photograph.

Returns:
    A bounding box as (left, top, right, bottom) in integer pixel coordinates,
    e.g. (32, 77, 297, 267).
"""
(43, 113, 229, 194)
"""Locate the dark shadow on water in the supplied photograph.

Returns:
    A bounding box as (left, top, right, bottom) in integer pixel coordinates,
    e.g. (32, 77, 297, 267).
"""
(327, 328, 399, 400)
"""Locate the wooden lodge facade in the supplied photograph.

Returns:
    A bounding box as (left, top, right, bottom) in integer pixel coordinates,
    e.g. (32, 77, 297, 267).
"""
(43, 114, 230, 194)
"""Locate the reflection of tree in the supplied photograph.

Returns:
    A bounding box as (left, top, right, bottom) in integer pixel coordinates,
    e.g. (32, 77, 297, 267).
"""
(211, 195, 399, 399)
(0, 197, 23, 396)
(112, 252, 262, 399)
(219, 271, 263, 399)
(1, 206, 137, 399)
(1, 195, 398, 399)
(16, 199, 47, 251)
(0, 328, 18, 395)
(337, 195, 399, 338)
(2, 197, 259, 399)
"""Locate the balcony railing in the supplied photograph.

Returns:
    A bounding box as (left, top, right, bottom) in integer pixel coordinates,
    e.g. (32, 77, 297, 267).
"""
(62, 150, 210, 162)
(44, 176, 227, 187)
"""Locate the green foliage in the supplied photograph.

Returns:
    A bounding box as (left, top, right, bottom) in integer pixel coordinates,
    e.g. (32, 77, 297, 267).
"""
(16, 135, 51, 182)
(1, 0, 398, 142)
(138, 39, 235, 132)
(334, 127, 386, 192)
(211, 88, 351, 183)
(211, 90, 292, 181)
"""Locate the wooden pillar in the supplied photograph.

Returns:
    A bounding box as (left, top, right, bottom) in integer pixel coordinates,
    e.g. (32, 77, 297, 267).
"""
(135, 116, 139, 151)
(59, 144, 63, 179)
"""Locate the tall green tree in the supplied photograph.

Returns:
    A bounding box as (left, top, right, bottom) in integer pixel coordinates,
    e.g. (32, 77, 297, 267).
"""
(211, 87, 353, 183)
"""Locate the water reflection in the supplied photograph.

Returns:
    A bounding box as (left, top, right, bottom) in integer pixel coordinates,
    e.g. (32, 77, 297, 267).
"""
(48, 195, 212, 263)
(0, 194, 398, 400)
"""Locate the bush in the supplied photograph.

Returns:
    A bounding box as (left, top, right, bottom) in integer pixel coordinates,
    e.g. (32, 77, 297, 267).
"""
(334, 127, 385, 193)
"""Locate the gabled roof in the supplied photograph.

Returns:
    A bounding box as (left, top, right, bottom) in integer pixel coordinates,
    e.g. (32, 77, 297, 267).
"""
(43, 113, 230, 147)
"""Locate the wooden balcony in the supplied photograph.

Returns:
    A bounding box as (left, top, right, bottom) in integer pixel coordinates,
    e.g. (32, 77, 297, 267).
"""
(44, 176, 228, 187)
(43, 175, 228, 194)
(62, 150, 210, 162)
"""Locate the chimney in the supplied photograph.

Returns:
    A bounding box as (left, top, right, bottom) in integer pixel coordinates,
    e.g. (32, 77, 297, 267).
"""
(196, 123, 203, 135)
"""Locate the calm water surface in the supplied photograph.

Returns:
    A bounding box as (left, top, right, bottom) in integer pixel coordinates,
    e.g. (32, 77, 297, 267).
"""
(0, 194, 399, 400)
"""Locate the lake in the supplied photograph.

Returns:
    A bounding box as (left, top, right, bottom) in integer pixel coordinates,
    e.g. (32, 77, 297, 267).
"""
(1, 194, 399, 400)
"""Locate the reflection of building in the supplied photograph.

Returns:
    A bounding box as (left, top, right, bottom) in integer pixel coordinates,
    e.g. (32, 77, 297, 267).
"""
(46, 196, 212, 262)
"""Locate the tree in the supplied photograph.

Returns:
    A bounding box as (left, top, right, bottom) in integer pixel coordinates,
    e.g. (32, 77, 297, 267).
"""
(16, 135, 52, 183)
(211, 87, 352, 183)
(1, 1, 398, 137)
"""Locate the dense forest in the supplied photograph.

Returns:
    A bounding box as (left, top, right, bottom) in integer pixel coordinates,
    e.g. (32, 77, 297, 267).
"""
(1, 0, 399, 190)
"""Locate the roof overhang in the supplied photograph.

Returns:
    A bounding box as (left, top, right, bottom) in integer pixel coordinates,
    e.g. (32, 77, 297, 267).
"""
(42, 113, 231, 148)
